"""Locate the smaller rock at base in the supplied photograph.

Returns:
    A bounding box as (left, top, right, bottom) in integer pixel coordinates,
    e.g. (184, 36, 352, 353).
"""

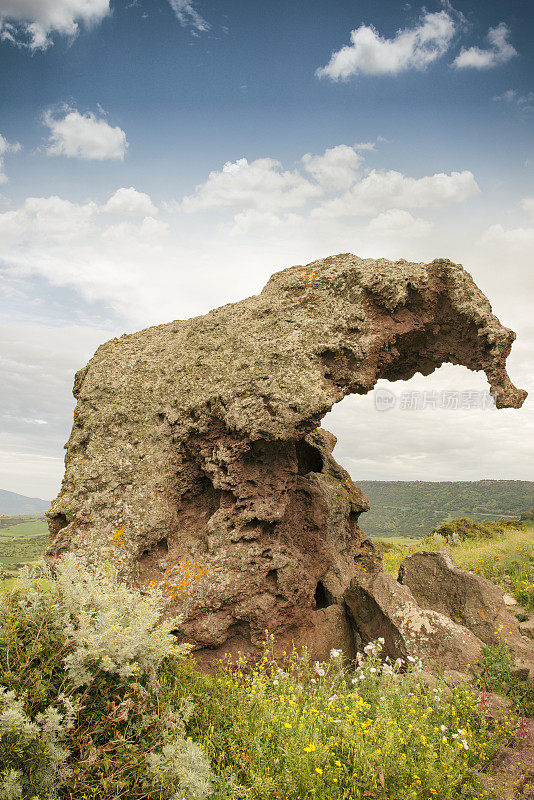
(519, 614, 534, 641)
(443, 669, 470, 687)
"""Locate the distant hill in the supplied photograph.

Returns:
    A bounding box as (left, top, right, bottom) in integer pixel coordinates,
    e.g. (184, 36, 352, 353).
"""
(358, 480, 534, 539)
(0, 489, 50, 516)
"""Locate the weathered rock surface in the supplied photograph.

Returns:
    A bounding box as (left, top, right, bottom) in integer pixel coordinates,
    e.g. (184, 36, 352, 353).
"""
(344, 567, 485, 673)
(399, 551, 529, 650)
(520, 615, 534, 641)
(45, 254, 527, 666)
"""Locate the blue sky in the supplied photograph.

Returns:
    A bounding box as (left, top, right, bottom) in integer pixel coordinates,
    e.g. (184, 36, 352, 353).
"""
(0, 0, 533, 498)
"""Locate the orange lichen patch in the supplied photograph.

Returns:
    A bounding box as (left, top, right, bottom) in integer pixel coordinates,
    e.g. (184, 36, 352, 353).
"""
(143, 559, 214, 601)
(112, 525, 126, 547)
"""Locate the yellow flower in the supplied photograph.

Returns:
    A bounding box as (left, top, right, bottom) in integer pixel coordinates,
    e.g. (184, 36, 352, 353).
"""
(334, 760, 341, 767)
(284, 722, 292, 729)
(315, 768, 323, 775)
(304, 744, 316, 753)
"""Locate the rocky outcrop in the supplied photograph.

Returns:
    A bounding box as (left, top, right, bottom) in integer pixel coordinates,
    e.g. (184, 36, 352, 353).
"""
(398, 551, 530, 654)
(45, 254, 527, 667)
(344, 566, 484, 673)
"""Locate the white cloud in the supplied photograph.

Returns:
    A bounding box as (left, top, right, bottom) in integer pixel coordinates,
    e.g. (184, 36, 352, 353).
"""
(481, 223, 534, 252)
(316, 10, 455, 80)
(494, 89, 534, 110)
(520, 197, 534, 219)
(103, 187, 158, 216)
(301, 144, 363, 191)
(167, 0, 209, 33)
(453, 22, 516, 69)
(313, 169, 479, 218)
(0, 0, 110, 50)
(0, 196, 97, 243)
(367, 208, 432, 238)
(43, 108, 128, 161)
(179, 157, 323, 213)
(0, 134, 21, 184)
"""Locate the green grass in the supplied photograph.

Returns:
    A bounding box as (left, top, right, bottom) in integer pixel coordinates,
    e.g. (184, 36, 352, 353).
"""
(0, 519, 49, 590)
(162, 642, 517, 800)
(0, 516, 48, 538)
(376, 521, 534, 611)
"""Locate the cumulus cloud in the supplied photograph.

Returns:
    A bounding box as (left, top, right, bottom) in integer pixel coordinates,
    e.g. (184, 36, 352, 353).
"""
(0, 196, 97, 243)
(453, 23, 516, 69)
(167, 0, 209, 33)
(313, 169, 479, 218)
(367, 208, 432, 238)
(0, 134, 21, 184)
(102, 187, 158, 216)
(178, 157, 323, 213)
(301, 144, 363, 191)
(0, 0, 110, 50)
(316, 10, 456, 80)
(43, 108, 128, 161)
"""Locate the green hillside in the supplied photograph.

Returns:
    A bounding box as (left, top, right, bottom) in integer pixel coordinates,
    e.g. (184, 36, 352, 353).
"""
(358, 479, 534, 539)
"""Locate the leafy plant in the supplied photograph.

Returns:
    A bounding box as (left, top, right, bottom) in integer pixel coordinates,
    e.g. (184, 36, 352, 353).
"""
(473, 638, 534, 716)
(0, 555, 213, 800)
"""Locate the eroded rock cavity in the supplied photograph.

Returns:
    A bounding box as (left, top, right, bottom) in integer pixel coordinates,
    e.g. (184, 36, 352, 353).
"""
(45, 254, 526, 668)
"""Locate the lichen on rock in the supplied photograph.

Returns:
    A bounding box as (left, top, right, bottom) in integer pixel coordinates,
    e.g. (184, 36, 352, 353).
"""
(45, 253, 527, 667)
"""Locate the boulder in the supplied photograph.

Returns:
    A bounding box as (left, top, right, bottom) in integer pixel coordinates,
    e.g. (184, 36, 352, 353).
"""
(398, 550, 534, 667)
(344, 567, 484, 673)
(520, 615, 534, 641)
(45, 254, 526, 666)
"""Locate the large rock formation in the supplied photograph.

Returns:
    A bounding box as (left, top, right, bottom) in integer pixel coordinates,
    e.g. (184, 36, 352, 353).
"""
(45, 254, 527, 667)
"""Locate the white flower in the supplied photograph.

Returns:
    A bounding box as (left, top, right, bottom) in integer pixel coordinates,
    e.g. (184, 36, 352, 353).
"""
(440, 724, 446, 732)
(407, 655, 416, 662)
(314, 662, 325, 677)
(310, 678, 316, 684)
(330, 648, 342, 658)
(369, 667, 376, 673)
(462, 740, 469, 750)
(377, 637, 385, 645)
(272, 679, 279, 686)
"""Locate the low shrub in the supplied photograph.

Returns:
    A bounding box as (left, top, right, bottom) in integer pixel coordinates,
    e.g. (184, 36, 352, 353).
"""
(429, 517, 524, 543)
(0, 555, 213, 800)
(473, 638, 534, 716)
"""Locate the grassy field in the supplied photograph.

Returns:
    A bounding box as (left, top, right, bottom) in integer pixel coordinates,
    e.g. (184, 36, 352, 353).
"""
(0, 515, 48, 538)
(0, 516, 49, 590)
(376, 521, 534, 612)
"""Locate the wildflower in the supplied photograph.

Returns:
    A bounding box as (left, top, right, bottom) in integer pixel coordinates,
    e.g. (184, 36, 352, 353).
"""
(315, 768, 323, 775)
(283, 723, 292, 729)
(440, 724, 446, 732)
(462, 740, 469, 750)
(330, 648, 342, 658)
(304, 744, 316, 753)
(314, 662, 325, 677)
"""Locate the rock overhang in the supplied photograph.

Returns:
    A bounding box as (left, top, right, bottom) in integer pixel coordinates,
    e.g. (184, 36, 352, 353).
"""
(45, 253, 527, 667)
